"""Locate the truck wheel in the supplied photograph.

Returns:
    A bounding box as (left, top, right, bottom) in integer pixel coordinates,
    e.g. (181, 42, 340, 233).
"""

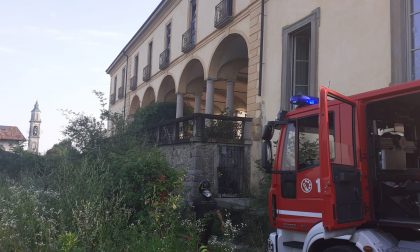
(323, 245, 359, 252)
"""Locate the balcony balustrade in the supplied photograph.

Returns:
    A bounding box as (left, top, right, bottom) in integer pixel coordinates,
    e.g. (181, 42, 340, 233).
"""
(159, 48, 170, 70)
(181, 28, 195, 53)
(130, 76, 137, 91)
(143, 64, 151, 82)
(117, 86, 124, 99)
(214, 0, 233, 28)
(146, 113, 252, 145)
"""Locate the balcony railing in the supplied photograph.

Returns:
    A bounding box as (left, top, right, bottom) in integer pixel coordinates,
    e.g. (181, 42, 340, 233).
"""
(182, 28, 195, 53)
(215, 0, 233, 28)
(130, 76, 137, 91)
(159, 48, 170, 70)
(117, 86, 124, 99)
(110, 94, 116, 105)
(143, 64, 151, 82)
(146, 113, 252, 145)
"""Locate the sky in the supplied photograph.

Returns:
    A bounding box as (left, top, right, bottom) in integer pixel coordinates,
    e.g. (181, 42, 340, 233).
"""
(0, 0, 161, 153)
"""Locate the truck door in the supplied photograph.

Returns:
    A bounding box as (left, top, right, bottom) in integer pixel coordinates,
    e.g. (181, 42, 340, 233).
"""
(273, 109, 337, 232)
(319, 86, 364, 230)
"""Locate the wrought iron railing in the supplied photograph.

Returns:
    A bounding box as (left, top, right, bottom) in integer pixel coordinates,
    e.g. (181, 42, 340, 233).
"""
(182, 28, 195, 53)
(159, 48, 170, 70)
(110, 94, 116, 105)
(214, 0, 233, 28)
(147, 113, 252, 145)
(143, 64, 151, 82)
(130, 76, 137, 91)
(117, 86, 124, 99)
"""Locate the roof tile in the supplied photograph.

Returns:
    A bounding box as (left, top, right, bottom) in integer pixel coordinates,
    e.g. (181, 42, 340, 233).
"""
(0, 126, 26, 141)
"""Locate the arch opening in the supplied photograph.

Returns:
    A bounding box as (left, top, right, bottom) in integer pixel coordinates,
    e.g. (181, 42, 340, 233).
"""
(142, 87, 156, 107)
(128, 95, 140, 116)
(208, 33, 249, 116)
(157, 75, 176, 103)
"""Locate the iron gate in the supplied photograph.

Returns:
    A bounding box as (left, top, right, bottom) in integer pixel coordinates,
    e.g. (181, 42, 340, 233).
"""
(218, 145, 247, 197)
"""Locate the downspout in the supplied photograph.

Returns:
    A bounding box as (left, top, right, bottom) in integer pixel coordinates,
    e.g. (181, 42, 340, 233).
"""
(258, 0, 265, 96)
(123, 51, 129, 119)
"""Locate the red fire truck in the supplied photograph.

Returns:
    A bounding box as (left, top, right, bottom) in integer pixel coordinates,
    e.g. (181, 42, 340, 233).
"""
(262, 82, 420, 251)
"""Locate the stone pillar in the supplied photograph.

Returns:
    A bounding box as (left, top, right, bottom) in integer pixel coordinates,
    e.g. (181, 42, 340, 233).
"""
(205, 79, 214, 114)
(194, 94, 201, 113)
(226, 80, 234, 116)
(176, 93, 184, 118)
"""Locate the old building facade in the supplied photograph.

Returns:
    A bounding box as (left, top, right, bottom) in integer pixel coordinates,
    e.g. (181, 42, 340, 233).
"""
(107, 0, 419, 201)
(0, 126, 26, 152)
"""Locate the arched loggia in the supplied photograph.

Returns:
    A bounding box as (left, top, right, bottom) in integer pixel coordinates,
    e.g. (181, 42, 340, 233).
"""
(208, 33, 249, 116)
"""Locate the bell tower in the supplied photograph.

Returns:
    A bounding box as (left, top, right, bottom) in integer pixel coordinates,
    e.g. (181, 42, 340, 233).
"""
(28, 101, 41, 154)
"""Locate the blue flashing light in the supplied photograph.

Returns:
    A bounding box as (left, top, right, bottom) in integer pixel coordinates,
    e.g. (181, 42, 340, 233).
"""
(290, 95, 319, 107)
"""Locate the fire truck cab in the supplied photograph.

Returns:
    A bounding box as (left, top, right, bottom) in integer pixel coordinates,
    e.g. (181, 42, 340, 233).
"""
(262, 82, 420, 251)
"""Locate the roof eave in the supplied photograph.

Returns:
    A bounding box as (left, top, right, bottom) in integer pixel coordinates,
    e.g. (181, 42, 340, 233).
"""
(106, 0, 169, 74)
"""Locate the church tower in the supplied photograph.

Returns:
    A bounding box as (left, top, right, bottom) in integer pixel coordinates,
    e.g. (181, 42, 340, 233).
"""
(28, 101, 41, 154)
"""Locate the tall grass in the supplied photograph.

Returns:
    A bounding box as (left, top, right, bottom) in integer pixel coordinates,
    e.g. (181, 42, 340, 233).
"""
(0, 149, 201, 251)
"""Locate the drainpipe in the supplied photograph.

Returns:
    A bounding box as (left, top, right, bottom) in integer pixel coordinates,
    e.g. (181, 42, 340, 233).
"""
(123, 51, 129, 119)
(258, 0, 265, 96)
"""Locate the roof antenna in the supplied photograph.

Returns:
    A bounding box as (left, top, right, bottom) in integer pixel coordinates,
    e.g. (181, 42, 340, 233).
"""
(328, 81, 331, 88)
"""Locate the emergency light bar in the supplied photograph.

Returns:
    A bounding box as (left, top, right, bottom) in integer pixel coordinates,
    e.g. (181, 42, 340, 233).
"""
(290, 95, 319, 106)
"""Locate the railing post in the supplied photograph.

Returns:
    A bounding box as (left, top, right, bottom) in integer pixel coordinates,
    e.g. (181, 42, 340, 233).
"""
(199, 114, 206, 142)
(174, 121, 179, 143)
(156, 125, 160, 145)
(192, 114, 198, 141)
(243, 119, 252, 144)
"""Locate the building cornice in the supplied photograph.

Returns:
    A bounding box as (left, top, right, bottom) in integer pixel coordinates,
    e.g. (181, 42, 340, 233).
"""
(106, 0, 170, 74)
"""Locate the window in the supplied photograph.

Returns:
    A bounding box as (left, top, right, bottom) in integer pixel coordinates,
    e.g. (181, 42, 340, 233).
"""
(281, 114, 335, 171)
(297, 115, 335, 170)
(33, 126, 39, 136)
(134, 55, 139, 78)
(291, 25, 310, 96)
(411, 0, 420, 79)
(166, 22, 171, 50)
(148, 41, 153, 66)
(122, 67, 126, 88)
(190, 0, 197, 42)
(281, 8, 320, 110)
(113, 76, 117, 94)
(391, 0, 420, 82)
(281, 123, 296, 171)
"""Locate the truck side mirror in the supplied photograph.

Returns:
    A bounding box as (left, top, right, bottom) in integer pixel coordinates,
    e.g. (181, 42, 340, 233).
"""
(261, 140, 273, 173)
(262, 124, 274, 141)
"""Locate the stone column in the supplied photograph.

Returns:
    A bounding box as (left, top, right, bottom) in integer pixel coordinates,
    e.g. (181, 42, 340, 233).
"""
(205, 79, 214, 114)
(176, 93, 184, 118)
(226, 80, 235, 116)
(194, 94, 201, 113)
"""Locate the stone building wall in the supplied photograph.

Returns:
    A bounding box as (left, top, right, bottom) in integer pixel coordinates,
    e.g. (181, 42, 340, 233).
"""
(159, 142, 251, 207)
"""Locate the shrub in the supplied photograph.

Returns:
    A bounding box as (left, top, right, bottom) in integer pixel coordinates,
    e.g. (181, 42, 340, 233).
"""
(0, 94, 208, 251)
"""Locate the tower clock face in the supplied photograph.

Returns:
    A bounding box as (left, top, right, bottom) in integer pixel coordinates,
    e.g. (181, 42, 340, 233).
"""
(33, 126, 38, 136)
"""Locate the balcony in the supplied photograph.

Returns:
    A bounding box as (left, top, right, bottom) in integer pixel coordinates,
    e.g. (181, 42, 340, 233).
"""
(181, 28, 195, 53)
(143, 64, 151, 82)
(117, 86, 124, 99)
(110, 94, 116, 105)
(159, 48, 170, 70)
(130, 76, 137, 91)
(214, 0, 233, 28)
(146, 113, 252, 145)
